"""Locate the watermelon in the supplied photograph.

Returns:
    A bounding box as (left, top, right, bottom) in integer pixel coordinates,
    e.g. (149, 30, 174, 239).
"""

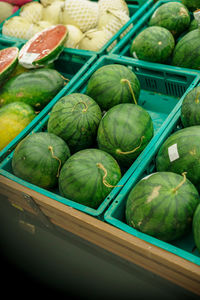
(47, 93, 102, 153)
(86, 64, 141, 111)
(156, 126, 200, 191)
(125, 171, 199, 242)
(9, 61, 55, 79)
(12, 132, 70, 189)
(193, 204, 200, 253)
(18, 24, 68, 69)
(172, 29, 200, 69)
(0, 102, 35, 151)
(0, 47, 19, 87)
(58, 148, 121, 209)
(188, 19, 198, 32)
(181, 0, 200, 11)
(0, 68, 65, 110)
(149, 2, 190, 38)
(130, 26, 175, 63)
(97, 103, 154, 168)
(181, 86, 200, 127)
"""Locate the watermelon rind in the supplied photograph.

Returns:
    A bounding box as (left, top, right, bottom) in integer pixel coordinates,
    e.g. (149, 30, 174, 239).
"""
(193, 203, 200, 253)
(12, 132, 70, 189)
(125, 171, 200, 242)
(0, 68, 65, 110)
(181, 0, 200, 12)
(47, 93, 102, 153)
(181, 86, 200, 127)
(58, 148, 121, 209)
(156, 126, 200, 191)
(97, 103, 154, 168)
(18, 25, 68, 69)
(0, 47, 19, 87)
(86, 64, 141, 111)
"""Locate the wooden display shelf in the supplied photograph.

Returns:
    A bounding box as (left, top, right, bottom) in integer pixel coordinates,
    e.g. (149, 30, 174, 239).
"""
(0, 174, 200, 296)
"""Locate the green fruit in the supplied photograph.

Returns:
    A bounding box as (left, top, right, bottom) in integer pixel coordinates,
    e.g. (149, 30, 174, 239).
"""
(97, 103, 154, 168)
(149, 2, 190, 38)
(193, 204, 200, 253)
(181, 0, 200, 11)
(125, 171, 199, 242)
(58, 148, 121, 209)
(0, 68, 64, 110)
(47, 93, 102, 153)
(130, 26, 175, 63)
(12, 132, 70, 189)
(86, 64, 141, 111)
(181, 86, 200, 127)
(188, 19, 198, 32)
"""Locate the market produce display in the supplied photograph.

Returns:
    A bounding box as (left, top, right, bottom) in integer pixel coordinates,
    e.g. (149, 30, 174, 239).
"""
(12, 131, 70, 188)
(181, 86, 200, 127)
(156, 126, 200, 192)
(125, 171, 199, 242)
(86, 64, 141, 110)
(47, 93, 102, 153)
(2, 0, 133, 52)
(58, 148, 121, 208)
(0, 46, 19, 86)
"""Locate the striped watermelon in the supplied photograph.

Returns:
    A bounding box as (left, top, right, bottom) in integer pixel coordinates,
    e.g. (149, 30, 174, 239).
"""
(58, 148, 121, 209)
(12, 132, 70, 189)
(125, 171, 199, 242)
(47, 93, 102, 153)
(97, 103, 154, 168)
(193, 204, 200, 253)
(130, 26, 175, 63)
(86, 64, 141, 111)
(181, 0, 200, 11)
(156, 126, 200, 191)
(172, 29, 200, 69)
(0, 68, 65, 110)
(149, 2, 190, 38)
(0, 47, 19, 87)
(181, 86, 200, 127)
(18, 25, 67, 69)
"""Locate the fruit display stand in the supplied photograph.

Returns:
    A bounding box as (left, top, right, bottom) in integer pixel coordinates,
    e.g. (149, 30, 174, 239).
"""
(0, 54, 200, 296)
(0, 0, 154, 57)
(0, 36, 97, 162)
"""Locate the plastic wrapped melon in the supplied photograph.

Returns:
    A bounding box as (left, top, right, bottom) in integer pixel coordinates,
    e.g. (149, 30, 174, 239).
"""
(64, 25, 83, 48)
(60, 0, 99, 32)
(98, 0, 129, 16)
(0, 2, 18, 23)
(20, 1, 43, 23)
(42, 1, 64, 24)
(40, 0, 64, 7)
(77, 29, 113, 51)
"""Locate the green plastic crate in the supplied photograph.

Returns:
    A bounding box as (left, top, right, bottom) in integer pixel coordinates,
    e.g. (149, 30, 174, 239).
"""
(0, 36, 97, 162)
(104, 107, 200, 266)
(109, 0, 200, 73)
(0, 0, 154, 57)
(0, 55, 199, 219)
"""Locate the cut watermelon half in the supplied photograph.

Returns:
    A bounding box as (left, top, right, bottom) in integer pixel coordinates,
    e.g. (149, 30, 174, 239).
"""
(0, 47, 19, 87)
(18, 25, 68, 69)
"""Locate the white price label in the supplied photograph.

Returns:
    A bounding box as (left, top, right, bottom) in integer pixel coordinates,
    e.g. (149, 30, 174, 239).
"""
(19, 52, 40, 68)
(168, 143, 179, 162)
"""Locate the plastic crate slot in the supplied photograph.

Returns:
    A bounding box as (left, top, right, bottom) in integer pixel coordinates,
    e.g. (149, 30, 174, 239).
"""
(144, 78, 158, 90)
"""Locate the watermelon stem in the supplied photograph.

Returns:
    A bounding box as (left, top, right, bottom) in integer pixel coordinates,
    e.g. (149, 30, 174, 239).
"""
(72, 101, 88, 112)
(48, 145, 62, 177)
(116, 135, 145, 155)
(59, 74, 70, 84)
(195, 92, 200, 104)
(96, 162, 123, 188)
(120, 79, 137, 105)
(172, 172, 187, 194)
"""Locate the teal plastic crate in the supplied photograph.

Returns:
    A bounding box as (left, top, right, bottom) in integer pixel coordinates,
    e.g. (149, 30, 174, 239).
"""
(109, 0, 200, 73)
(104, 108, 200, 266)
(0, 36, 97, 162)
(0, 54, 199, 219)
(0, 0, 154, 57)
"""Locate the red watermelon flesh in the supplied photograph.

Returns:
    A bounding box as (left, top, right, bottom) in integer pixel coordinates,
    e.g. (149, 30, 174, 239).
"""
(18, 25, 68, 69)
(0, 47, 19, 86)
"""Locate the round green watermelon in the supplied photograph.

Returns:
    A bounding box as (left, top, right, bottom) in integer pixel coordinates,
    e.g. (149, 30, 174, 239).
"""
(130, 26, 175, 63)
(172, 29, 200, 69)
(149, 2, 190, 38)
(156, 126, 200, 191)
(181, 86, 200, 127)
(86, 64, 141, 111)
(188, 19, 198, 32)
(0, 68, 65, 110)
(12, 132, 70, 189)
(193, 204, 200, 253)
(97, 103, 154, 168)
(47, 93, 102, 153)
(125, 171, 199, 242)
(181, 0, 200, 11)
(58, 148, 121, 209)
